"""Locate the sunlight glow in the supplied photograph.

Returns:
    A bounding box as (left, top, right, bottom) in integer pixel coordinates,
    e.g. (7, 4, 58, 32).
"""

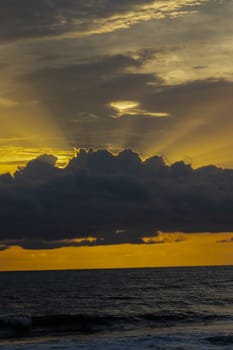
(0, 97, 19, 107)
(110, 101, 139, 112)
(109, 100, 170, 119)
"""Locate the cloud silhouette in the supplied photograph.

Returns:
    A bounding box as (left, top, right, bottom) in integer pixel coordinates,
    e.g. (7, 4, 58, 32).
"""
(0, 149, 233, 250)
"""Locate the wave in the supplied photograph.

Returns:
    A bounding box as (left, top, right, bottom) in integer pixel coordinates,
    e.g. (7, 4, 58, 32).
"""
(206, 335, 233, 346)
(0, 311, 232, 340)
(0, 316, 32, 329)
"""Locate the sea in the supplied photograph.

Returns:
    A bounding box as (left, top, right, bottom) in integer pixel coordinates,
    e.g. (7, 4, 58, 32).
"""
(0, 266, 233, 350)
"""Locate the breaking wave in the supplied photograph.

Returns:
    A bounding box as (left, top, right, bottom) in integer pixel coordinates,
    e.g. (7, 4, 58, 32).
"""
(0, 311, 232, 340)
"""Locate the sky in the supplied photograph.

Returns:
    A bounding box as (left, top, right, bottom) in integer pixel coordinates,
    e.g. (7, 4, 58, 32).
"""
(0, 0, 233, 270)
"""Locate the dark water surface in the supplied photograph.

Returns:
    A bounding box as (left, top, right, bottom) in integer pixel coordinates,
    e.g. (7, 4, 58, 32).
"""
(0, 266, 233, 349)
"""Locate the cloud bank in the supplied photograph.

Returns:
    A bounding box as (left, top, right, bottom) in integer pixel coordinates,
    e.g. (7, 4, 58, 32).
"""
(0, 149, 233, 250)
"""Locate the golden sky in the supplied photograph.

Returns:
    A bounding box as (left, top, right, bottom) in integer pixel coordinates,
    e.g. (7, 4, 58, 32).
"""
(0, 0, 233, 270)
(1, 233, 233, 271)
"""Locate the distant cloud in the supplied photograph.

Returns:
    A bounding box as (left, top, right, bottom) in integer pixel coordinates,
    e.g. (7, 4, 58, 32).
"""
(217, 237, 233, 243)
(0, 149, 233, 250)
(143, 232, 187, 244)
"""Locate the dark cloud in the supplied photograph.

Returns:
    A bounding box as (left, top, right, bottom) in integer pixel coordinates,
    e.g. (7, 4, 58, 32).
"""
(0, 0, 95, 42)
(17, 52, 233, 153)
(21, 51, 159, 112)
(16, 51, 163, 147)
(143, 79, 233, 116)
(19, 52, 233, 125)
(0, 0, 154, 42)
(0, 149, 233, 250)
(14, 154, 60, 182)
(0, 0, 203, 42)
(0, 63, 9, 70)
(0, 244, 8, 251)
(144, 232, 187, 244)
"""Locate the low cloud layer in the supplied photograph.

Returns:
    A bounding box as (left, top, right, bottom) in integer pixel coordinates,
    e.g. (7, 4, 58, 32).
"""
(0, 149, 233, 250)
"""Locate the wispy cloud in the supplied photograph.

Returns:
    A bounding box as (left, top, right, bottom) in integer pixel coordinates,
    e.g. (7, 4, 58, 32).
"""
(109, 100, 170, 119)
(0, 0, 209, 43)
(53, 0, 209, 40)
(0, 97, 18, 108)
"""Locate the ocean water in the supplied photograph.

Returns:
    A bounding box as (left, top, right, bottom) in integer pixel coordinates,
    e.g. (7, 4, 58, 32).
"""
(0, 266, 233, 349)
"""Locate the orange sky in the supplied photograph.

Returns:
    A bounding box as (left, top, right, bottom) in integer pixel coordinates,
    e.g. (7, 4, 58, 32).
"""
(1, 233, 232, 271)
